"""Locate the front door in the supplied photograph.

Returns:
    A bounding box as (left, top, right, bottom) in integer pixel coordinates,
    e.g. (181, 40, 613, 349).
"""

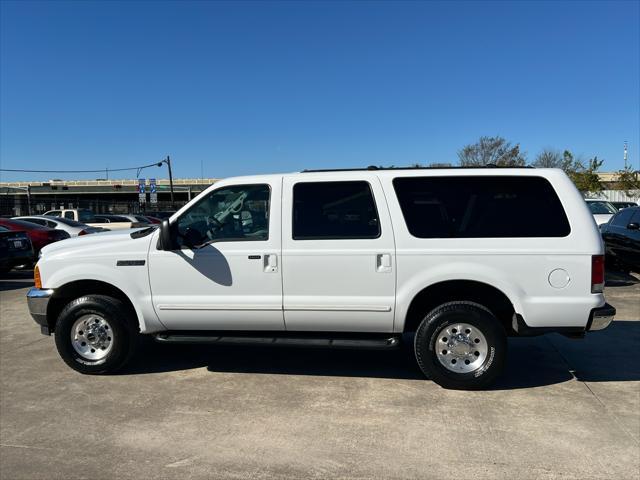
(148, 179, 284, 330)
(281, 174, 396, 332)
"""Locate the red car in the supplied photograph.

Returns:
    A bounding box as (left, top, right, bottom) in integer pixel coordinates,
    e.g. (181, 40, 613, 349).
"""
(0, 218, 70, 255)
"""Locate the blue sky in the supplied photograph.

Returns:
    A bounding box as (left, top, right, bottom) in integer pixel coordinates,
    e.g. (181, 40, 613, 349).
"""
(1, 0, 638, 182)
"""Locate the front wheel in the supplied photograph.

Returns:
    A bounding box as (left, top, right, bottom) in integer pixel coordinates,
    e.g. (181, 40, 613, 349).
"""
(54, 295, 137, 374)
(414, 301, 507, 390)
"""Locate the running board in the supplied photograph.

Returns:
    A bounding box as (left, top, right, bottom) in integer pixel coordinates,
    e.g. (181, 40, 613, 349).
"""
(153, 333, 401, 350)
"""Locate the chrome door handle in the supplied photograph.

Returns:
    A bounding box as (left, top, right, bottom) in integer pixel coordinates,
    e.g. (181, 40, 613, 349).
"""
(376, 254, 392, 273)
(264, 254, 278, 273)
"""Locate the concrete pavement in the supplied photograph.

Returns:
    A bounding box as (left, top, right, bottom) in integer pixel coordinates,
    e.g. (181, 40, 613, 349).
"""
(1, 270, 638, 479)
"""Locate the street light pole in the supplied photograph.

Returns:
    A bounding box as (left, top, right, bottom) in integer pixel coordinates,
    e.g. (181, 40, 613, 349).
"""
(165, 155, 175, 207)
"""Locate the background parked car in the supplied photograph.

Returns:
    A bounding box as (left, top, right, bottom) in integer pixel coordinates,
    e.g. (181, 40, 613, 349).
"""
(95, 214, 150, 224)
(0, 218, 70, 255)
(140, 215, 161, 224)
(600, 206, 640, 273)
(13, 216, 108, 237)
(93, 214, 148, 229)
(610, 201, 638, 210)
(145, 211, 176, 220)
(585, 199, 617, 225)
(0, 225, 34, 273)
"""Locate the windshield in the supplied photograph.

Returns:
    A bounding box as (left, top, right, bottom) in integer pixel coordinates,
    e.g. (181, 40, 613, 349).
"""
(78, 209, 96, 222)
(587, 201, 616, 215)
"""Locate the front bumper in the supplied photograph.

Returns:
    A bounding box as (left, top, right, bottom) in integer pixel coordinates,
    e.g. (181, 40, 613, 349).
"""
(587, 303, 616, 331)
(26, 287, 54, 335)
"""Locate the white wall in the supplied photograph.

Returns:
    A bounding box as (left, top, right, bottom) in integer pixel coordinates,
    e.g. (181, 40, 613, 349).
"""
(584, 190, 640, 203)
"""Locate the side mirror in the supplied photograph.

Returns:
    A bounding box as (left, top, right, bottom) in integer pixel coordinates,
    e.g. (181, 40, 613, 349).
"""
(627, 222, 640, 230)
(159, 219, 174, 250)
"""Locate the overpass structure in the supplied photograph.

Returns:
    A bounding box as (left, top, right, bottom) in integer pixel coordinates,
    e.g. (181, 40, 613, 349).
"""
(0, 178, 218, 216)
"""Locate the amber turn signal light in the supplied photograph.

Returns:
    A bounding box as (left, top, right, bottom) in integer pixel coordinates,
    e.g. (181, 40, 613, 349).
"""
(34, 265, 42, 289)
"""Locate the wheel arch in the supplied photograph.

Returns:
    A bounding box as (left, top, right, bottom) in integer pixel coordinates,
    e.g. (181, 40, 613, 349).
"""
(46, 280, 142, 333)
(401, 279, 517, 334)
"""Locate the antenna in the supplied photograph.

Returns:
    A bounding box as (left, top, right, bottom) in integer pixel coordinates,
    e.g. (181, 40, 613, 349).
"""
(624, 141, 628, 169)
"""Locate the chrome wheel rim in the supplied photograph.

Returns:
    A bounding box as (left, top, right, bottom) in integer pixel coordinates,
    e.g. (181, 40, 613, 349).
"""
(435, 323, 488, 374)
(70, 315, 113, 361)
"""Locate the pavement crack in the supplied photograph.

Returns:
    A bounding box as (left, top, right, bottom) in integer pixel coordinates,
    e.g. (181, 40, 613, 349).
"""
(1, 336, 47, 354)
(545, 335, 640, 446)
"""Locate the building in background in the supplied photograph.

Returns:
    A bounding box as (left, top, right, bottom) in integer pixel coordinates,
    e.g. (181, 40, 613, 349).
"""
(0, 178, 218, 216)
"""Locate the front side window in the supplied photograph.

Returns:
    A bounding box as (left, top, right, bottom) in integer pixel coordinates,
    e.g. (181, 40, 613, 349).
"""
(64, 211, 74, 219)
(176, 184, 270, 248)
(393, 176, 570, 238)
(292, 181, 380, 240)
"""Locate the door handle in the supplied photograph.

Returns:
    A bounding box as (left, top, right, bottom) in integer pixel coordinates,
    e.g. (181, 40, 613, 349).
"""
(264, 254, 278, 273)
(376, 254, 392, 273)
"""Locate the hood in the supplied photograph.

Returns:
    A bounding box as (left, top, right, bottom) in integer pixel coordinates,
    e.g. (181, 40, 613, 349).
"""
(40, 227, 155, 258)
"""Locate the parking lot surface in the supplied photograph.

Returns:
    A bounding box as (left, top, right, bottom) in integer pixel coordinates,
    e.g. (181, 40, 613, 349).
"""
(1, 270, 639, 480)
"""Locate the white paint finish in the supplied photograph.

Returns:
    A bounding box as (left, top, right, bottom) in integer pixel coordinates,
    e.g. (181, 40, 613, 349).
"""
(147, 177, 284, 330)
(35, 167, 610, 336)
(377, 169, 604, 330)
(281, 173, 396, 332)
(548, 269, 570, 289)
(37, 229, 164, 333)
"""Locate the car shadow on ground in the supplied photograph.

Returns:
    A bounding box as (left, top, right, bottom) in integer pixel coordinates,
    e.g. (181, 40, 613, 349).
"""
(122, 321, 640, 389)
(0, 269, 34, 292)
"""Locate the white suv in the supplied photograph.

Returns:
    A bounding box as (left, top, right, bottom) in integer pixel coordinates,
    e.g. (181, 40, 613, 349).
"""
(27, 167, 615, 389)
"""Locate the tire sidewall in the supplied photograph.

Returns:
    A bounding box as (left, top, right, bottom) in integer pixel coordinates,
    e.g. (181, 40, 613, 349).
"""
(415, 303, 506, 389)
(54, 296, 135, 374)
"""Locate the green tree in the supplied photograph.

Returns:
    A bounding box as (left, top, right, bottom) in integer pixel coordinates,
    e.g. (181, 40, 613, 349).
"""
(568, 156, 604, 193)
(458, 136, 526, 167)
(614, 165, 640, 196)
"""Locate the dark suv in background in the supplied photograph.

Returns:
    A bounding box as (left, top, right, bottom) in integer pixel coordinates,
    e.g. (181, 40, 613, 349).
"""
(600, 206, 640, 273)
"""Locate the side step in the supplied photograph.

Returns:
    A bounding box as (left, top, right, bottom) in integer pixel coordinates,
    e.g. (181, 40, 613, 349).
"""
(153, 332, 401, 350)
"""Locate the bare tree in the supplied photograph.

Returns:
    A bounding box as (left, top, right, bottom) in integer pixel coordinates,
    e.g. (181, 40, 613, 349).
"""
(458, 136, 526, 167)
(533, 149, 563, 168)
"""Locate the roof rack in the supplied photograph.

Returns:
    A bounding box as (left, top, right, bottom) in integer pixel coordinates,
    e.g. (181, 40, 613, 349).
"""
(301, 165, 534, 173)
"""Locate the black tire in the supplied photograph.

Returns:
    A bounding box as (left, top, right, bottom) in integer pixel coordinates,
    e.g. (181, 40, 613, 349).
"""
(414, 301, 506, 390)
(54, 295, 137, 374)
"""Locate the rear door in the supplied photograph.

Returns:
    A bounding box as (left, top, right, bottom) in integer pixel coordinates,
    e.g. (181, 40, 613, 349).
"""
(281, 174, 396, 332)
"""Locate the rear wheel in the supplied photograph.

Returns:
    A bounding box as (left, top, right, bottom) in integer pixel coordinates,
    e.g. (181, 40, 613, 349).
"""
(414, 301, 506, 390)
(54, 295, 137, 374)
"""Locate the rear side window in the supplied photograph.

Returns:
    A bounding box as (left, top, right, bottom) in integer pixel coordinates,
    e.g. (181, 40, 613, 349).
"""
(610, 208, 634, 227)
(393, 176, 570, 238)
(293, 181, 380, 240)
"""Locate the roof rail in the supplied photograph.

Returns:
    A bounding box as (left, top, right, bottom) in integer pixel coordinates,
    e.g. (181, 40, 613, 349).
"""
(301, 165, 534, 173)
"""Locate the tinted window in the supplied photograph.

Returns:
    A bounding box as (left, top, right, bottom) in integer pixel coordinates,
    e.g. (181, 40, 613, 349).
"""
(611, 208, 634, 227)
(78, 210, 96, 222)
(46, 210, 61, 217)
(587, 201, 616, 214)
(176, 184, 270, 248)
(393, 176, 570, 238)
(22, 218, 47, 226)
(293, 181, 380, 240)
(64, 211, 74, 219)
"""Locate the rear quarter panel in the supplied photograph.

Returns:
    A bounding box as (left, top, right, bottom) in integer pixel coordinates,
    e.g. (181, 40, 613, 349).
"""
(379, 169, 605, 330)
